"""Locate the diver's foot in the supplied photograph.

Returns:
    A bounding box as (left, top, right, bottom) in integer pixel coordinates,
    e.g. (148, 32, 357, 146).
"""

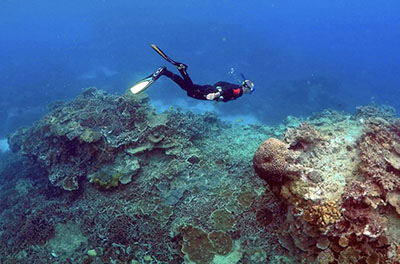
(152, 66, 166, 80)
(176, 63, 187, 70)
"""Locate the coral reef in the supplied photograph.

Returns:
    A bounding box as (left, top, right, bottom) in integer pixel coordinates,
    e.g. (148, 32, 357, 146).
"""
(107, 215, 134, 245)
(302, 201, 341, 231)
(254, 105, 400, 263)
(15, 211, 56, 247)
(2, 88, 287, 263)
(5, 88, 400, 264)
(8, 88, 215, 191)
(253, 137, 292, 183)
(178, 225, 234, 263)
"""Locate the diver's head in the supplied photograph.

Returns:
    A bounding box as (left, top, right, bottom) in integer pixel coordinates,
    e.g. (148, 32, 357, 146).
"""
(241, 80, 255, 94)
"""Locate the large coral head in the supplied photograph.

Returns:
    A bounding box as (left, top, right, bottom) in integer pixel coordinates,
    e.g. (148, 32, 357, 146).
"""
(253, 137, 290, 183)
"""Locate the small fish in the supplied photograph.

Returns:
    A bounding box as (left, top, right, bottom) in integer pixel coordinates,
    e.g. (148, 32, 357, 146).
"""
(235, 119, 242, 123)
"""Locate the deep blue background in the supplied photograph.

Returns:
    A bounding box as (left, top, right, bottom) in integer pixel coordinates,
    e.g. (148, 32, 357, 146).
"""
(1, 0, 400, 136)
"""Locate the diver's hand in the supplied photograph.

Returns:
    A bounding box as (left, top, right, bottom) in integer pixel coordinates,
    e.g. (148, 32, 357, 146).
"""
(206, 92, 221, 100)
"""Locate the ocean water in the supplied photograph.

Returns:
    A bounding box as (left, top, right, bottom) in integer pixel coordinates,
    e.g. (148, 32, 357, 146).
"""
(1, 0, 400, 136)
(1, 1, 400, 263)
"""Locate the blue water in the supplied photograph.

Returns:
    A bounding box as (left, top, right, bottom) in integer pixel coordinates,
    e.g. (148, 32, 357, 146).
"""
(1, 0, 400, 136)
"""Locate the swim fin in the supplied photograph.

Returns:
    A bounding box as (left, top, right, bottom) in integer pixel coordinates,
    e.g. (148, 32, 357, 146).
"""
(151, 44, 182, 67)
(129, 66, 165, 94)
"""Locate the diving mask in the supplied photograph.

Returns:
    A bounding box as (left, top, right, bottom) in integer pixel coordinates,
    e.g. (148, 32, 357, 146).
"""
(242, 80, 255, 94)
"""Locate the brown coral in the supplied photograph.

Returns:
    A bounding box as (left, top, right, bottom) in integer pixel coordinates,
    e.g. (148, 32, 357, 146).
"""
(338, 247, 362, 264)
(181, 226, 215, 264)
(179, 225, 233, 264)
(316, 248, 335, 264)
(208, 231, 233, 255)
(338, 181, 388, 243)
(209, 209, 236, 231)
(236, 190, 257, 208)
(256, 208, 274, 227)
(302, 201, 341, 231)
(253, 137, 291, 183)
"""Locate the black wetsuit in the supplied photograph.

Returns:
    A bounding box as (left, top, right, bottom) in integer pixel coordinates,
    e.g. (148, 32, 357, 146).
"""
(162, 67, 243, 102)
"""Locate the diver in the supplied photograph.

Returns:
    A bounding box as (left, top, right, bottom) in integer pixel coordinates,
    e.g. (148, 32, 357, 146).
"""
(129, 44, 255, 102)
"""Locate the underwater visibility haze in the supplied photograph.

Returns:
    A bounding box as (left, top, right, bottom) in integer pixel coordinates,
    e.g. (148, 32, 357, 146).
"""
(1, 0, 400, 133)
(1, 1, 400, 263)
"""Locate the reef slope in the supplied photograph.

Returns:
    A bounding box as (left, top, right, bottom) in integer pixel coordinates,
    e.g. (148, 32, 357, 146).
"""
(254, 105, 400, 263)
(2, 88, 288, 263)
(2, 88, 400, 264)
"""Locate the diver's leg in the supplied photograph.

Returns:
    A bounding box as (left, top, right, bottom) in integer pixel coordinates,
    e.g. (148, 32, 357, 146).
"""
(162, 67, 190, 91)
(151, 44, 194, 86)
(176, 64, 194, 87)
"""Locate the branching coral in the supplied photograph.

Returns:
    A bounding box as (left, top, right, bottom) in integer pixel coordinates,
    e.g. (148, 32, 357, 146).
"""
(15, 212, 55, 247)
(107, 215, 134, 245)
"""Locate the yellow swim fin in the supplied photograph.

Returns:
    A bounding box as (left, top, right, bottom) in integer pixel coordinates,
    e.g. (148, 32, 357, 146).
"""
(151, 44, 169, 61)
(151, 44, 179, 66)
